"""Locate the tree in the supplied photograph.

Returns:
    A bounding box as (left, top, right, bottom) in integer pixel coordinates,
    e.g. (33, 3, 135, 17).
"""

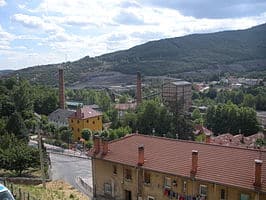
(60, 128, 73, 143)
(242, 94, 256, 108)
(192, 108, 203, 125)
(174, 115, 194, 140)
(12, 80, 33, 115)
(81, 129, 92, 141)
(119, 95, 128, 103)
(0, 134, 40, 175)
(6, 112, 28, 140)
(206, 103, 259, 136)
(34, 91, 58, 115)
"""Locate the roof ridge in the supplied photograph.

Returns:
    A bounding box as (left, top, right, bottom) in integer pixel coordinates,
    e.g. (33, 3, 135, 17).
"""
(108, 133, 138, 144)
(129, 134, 266, 153)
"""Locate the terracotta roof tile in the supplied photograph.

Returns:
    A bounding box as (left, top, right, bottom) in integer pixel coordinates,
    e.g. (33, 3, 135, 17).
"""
(98, 134, 266, 192)
(69, 106, 102, 119)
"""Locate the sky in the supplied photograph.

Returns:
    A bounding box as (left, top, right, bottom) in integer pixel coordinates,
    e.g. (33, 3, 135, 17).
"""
(0, 0, 266, 70)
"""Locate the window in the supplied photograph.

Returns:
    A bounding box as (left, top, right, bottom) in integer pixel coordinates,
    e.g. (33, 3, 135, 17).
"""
(220, 189, 226, 200)
(77, 120, 79, 124)
(71, 127, 74, 131)
(113, 165, 117, 175)
(164, 177, 171, 188)
(148, 196, 155, 200)
(199, 185, 207, 197)
(125, 168, 132, 180)
(144, 171, 151, 184)
(183, 180, 187, 193)
(77, 128, 80, 132)
(71, 119, 73, 123)
(86, 119, 89, 123)
(104, 183, 112, 195)
(93, 121, 95, 124)
(240, 194, 250, 200)
(98, 116, 100, 120)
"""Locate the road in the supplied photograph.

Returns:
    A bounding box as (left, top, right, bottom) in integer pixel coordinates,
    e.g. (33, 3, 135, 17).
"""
(49, 152, 93, 198)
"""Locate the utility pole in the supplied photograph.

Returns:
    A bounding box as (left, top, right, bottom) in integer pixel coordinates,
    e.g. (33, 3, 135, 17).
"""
(38, 130, 46, 188)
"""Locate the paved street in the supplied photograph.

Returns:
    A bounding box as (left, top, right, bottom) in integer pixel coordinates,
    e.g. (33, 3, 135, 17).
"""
(49, 152, 93, 198)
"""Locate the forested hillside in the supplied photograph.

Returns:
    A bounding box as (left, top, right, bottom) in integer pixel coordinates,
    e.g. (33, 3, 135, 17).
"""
(7, 23, 266, 86)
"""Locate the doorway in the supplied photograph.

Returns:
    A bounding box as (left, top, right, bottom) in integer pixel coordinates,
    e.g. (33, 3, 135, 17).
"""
(125, 190, 132, 200)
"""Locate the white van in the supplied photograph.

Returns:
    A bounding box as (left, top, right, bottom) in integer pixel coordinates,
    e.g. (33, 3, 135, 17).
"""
(0, 184, 15, 200)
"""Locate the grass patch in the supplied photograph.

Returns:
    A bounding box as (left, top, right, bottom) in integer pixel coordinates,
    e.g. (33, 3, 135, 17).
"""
(16, 180, 89, 200)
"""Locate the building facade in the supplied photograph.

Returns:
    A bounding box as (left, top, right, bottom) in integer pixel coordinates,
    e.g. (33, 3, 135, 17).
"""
(68, 106, 102, 140)
(48, 108, 75, 128)
(90, 134, 266, 200)
(162, 81, 192, 112)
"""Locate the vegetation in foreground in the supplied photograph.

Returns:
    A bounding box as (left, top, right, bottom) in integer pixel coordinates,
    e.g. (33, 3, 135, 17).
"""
(12, 180, 89, 200)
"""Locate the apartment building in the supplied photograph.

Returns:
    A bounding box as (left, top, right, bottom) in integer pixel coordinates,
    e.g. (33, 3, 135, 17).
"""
(90, 134, 266, 200)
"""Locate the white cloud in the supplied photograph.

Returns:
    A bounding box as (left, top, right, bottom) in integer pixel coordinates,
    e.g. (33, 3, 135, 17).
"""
(0, 25, 15, 51)
(0, 0, 6, 7)
(12, 14, 64, 33)
(1, 0, 266, 70)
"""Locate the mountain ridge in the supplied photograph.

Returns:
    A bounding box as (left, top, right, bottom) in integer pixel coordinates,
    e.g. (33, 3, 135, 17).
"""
(6, 23, 266, 86)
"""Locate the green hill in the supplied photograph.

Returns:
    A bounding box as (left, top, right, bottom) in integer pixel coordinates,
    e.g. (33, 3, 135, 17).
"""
(9, 23, 266, 86)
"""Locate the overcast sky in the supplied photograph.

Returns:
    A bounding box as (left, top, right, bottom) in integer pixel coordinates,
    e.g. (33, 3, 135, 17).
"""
(0, 0, 266, 70)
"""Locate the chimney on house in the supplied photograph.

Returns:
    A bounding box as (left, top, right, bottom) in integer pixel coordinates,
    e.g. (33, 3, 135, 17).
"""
(76, 107, 82, 117)
(191, 150, 198, 175)
(102, 138, 109, 155)
(93, 135, 100, 154)
(138, 144, 144, 166)
(136, 71, 142, 106)
(59, 68, 65, 109)
(205, 134, 211, 144)
(254, 159, 263, 188)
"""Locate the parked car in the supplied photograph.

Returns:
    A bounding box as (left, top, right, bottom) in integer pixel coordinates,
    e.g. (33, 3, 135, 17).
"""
(0, 184, 15, 200)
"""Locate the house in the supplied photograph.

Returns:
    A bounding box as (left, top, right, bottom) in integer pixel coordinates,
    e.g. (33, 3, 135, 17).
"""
(193, 125, 213, 143)
(211, 133, 265, 150)
(115, 103, 137, 119)
(90, 134, 266, 200)
(162, 81, 192, 112)
(68, 106, 102, 140)
(257, 111, 266, 128)
(66, 101, 83, 110)
(48, 109, 75, 127)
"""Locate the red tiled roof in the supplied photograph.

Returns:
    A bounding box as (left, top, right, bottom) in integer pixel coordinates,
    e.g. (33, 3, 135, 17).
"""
(194, 125, 213, 136)
(211, 133, 265, 150)
(97, 134, 266, 192)
(115, 103, 137, 111)
(69, 106, 102, 119)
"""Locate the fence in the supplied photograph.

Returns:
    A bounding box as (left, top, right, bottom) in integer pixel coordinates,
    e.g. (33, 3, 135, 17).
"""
(1, 179, 39, 200)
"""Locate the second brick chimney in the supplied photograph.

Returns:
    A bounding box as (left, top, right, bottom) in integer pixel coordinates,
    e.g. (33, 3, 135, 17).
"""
(254, 159, 263, 188)
(191, 150, 198, 176)
(136, 71, 142, 106)
(138, 144, 144, 166)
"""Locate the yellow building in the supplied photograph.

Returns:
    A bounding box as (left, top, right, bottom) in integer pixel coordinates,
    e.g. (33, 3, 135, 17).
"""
(90, 134, 266, 200)
(68, 106, 102, 140)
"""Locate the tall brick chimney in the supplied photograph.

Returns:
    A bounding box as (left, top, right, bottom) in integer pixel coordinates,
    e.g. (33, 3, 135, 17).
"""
(191, 150, 198, 175)
(59, 68, 65, 109)
(136, 71, 142, 106)
(254, 159, 262, 188)
(138, 144, 144, 166)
